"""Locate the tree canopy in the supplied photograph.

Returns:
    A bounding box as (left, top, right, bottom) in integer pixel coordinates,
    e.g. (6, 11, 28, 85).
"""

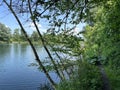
(0, 23, 11, 43)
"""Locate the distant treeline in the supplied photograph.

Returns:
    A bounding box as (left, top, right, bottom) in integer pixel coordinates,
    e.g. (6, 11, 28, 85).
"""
(0, 23, 41, 43)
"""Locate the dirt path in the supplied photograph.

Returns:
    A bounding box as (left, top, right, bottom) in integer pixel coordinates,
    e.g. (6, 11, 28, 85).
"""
(97, 63, 111, 90)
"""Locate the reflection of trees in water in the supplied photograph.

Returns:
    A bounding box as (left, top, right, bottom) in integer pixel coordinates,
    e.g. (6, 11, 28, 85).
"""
(0, 44, 11, 56)
(12, 44, 27, 55)
(11, 44, 30, 58)
(20, 44, 28, 53)
(0, 44, 11, 63)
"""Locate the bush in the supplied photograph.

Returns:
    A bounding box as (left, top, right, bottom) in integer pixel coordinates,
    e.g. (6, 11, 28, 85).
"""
(57, 61, 102, 90)
(105, 66, 120, 90)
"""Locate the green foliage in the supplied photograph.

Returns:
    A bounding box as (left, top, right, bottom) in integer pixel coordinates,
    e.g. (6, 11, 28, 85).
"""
(105, 66, 120, 90)
(83, 0, 120, 68)
(30, 31, 39, 42)
(0, 23, 11, 43)
(12, 28, 20, 42)
(19, 29, 27, 42)
(12, 28, 28, 43)
(44, 32, 84, 59)
(82, 1, 120, 89)
(12, 29, 42, 44)
(57, 62, 102, 90)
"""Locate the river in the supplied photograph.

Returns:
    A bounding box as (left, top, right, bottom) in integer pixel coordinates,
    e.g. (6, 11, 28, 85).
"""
(0, 44, 58, 90)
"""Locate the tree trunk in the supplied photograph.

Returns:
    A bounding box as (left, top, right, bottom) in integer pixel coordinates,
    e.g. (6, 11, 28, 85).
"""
(28, 0, 64, 81)
(3, 1, 56, 89)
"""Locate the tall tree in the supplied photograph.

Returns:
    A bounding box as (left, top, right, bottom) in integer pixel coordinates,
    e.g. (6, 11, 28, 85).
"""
(19, 29, 27, 42)
(0, 23, 11, 43)
(31, 31, 39, 42)
(12, 28, 20, 42)
(83, 0, 120, 68)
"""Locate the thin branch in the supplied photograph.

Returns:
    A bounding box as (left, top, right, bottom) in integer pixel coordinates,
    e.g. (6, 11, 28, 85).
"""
(28, 0, 64, 81)
(10, 0, 12, 7)
(3, 0, 56, 89)
(38, 0, 60, 17)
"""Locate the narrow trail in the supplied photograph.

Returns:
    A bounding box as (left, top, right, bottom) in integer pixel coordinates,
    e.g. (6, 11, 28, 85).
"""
(96, 61, 111, 90)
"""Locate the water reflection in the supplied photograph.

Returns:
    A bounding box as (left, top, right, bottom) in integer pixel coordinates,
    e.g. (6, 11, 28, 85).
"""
(0, 44, 59, 90)
(0, 44, 11, 63)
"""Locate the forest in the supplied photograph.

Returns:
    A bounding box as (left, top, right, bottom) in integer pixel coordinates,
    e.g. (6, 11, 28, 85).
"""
(0, 0, 120, 90)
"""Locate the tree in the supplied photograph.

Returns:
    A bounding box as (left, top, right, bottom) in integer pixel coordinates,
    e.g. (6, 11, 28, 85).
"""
(82, 1, 120, 89)
(19, 29, 27, 42)
(31, 31, 39, 42)
(83, 0, 120, 68)
(12, 28, 20, 42)
(0, 23, 11, 43)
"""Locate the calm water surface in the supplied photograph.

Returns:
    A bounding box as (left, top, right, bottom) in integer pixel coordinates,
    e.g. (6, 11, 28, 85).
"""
(0, 44, 58, 90)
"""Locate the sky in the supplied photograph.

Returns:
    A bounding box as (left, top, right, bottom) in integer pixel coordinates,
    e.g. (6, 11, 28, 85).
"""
(0, 1, 85, 35)
(0, 3, 19, 31)
(0, 2, 49, 34)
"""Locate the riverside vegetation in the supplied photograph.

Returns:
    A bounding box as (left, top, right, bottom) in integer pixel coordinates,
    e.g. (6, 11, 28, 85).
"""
(0, 23, 41, 44)
(0, 0, 120, 90)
